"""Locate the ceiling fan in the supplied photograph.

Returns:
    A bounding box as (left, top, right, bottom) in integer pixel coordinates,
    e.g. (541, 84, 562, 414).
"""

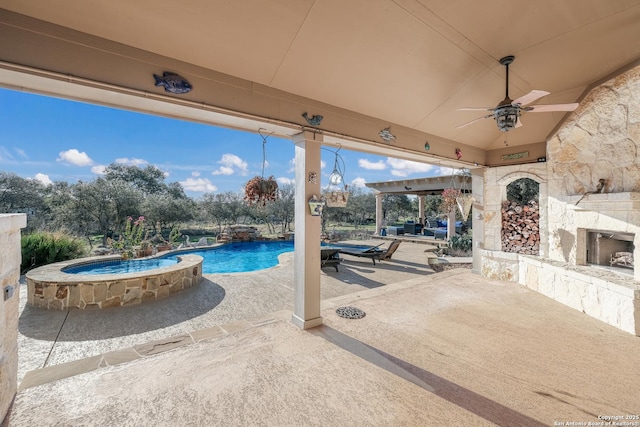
(457, 55, 579, 132)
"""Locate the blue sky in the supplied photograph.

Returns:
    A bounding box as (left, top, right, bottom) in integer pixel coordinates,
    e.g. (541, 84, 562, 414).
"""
(0, 88, 453, 197)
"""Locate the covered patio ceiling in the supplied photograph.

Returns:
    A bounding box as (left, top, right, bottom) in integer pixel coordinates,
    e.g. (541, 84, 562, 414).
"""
(0, 1, 639, 167)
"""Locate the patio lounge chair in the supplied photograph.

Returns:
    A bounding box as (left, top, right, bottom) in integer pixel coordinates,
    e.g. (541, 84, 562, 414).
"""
(340, 240, 401, 265)
(321, 248, 342, 272)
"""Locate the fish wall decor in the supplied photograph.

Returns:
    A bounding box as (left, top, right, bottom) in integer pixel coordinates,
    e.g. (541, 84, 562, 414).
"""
(153, 72, 192, 94)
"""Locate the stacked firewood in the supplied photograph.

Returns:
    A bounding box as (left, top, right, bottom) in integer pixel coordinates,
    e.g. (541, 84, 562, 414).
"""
(501, 200, 540, 255)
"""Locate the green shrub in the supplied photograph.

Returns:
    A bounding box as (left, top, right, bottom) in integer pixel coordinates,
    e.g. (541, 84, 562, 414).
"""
(448, 233, 472, 256)
(21, 231, 87, 274)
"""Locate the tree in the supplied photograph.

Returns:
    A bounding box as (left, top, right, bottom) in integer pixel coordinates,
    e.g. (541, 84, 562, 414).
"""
(104, 163, 168, 194)
(0, 172, 47, 230)
(200, 192, 249, 232)
(142, 193, 196, 232)
(343, 188, 375, 227)
(382, 194, 412, 223)
(266, 183, 295, 233)
(60, 178, 144, 246)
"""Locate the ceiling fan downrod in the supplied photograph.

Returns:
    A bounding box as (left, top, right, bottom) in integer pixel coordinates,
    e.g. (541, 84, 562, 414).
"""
(499, 55, 515, 103)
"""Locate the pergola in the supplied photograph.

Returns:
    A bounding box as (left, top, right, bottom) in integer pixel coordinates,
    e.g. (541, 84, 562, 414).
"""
(366, 174, 472, 239)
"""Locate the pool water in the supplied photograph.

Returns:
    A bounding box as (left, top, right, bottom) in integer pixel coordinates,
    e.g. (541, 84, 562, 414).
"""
(66, 241, 295, 275)
(165, 241, 294, 273)
(64, 258, 178, 275)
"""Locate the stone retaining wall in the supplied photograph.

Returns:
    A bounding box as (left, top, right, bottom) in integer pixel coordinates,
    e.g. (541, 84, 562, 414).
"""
(25, 254, 203, 310)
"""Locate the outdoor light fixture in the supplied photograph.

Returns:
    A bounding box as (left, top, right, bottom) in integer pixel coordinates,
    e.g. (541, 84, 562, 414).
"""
(494, 104, 520, 132)
(329, 149, 345, 185)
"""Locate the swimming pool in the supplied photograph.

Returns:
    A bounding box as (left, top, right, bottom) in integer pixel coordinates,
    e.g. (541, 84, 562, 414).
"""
(162, 241, 294, 273)
(64, 241, 295, 275)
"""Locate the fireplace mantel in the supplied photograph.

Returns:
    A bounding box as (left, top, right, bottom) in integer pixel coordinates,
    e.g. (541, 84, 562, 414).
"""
(563, 192, 640, 212)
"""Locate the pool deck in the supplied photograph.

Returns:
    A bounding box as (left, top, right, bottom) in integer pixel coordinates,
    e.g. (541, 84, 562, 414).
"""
(7, 241, 640, 426)
(16, 240, 442, 384)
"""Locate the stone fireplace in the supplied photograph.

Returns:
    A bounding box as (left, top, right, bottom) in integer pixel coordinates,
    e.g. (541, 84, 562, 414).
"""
(568, 192, 640, 281)
(586, 230, 634, 271)
(479, 62, 640, 337)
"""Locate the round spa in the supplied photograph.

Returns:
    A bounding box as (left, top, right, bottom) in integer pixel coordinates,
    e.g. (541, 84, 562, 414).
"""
(25, 254, 203, 310)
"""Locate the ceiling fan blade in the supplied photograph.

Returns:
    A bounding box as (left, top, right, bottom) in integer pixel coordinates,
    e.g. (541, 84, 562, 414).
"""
(456, 114, 493, 129)
(457, 107, 494, 111)
(512, 90, 550, 106)
(527, 103, 579, 112)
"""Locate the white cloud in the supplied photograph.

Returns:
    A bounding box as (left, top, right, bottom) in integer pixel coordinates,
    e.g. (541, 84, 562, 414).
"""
(358, 159, 386, 170)
(433, 166, 455, 176)
(277, 177, 294, 185)
(212, 154, 248, 176)
(351, 177, 367, 188)
(386, 158, 433, 176)
(34, 173, 52, 185)
(91, 165, 106, 175)
(321, 160, 326, 170)
(57, 149, 93, 166)
(191, 171, 201, 177)
(0, 147, 15, 161)
(180, 177, 218, 193)
(115, 157, 148, 166)
(287, 158, 295, 173)
(212, 166, 234, 176)
(14, 148, 28, 159)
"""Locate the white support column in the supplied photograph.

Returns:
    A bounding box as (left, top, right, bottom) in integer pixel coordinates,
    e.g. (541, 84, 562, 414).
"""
(291, 131, 323, 329)
(418, 196, 425, 225)
(447, 206, 456, 240)
(375, 192, 383, 235)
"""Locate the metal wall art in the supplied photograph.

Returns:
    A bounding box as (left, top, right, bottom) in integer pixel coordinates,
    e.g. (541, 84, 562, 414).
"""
(379, 127, 396, 142)
(153, 72, 192, 94)
(302, 112, 324, 126)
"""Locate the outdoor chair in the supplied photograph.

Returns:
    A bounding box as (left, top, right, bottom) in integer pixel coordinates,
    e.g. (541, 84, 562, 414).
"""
(340, 240, 402, 265)
(320, 248, 342, 272)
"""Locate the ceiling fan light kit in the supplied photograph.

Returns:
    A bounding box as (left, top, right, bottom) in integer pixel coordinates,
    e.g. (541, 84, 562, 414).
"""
(457, 55, 579, 132)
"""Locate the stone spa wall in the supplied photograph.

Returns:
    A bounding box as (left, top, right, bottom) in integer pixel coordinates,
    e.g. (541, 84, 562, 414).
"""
(25, 254, 203, 310)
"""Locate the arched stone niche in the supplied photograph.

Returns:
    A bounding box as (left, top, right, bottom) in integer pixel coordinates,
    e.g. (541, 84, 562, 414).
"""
(482, 164, 548, 258)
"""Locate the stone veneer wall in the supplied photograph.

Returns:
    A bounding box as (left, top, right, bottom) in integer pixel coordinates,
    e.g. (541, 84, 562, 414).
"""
(480, 63, 640, 336)
(0, 214, 26, 423)
(546, 64, 640, 276)
(26, 254, 202, 310)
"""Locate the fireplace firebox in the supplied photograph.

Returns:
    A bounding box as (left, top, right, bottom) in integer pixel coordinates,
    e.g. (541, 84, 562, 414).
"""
(586, 230, 635, 270)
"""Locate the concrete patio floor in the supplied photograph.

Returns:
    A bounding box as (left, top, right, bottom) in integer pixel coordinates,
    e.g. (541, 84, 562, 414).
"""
(7, 242, 640, 426)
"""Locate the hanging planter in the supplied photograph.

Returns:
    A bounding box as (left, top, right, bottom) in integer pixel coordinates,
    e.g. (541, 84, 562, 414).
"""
(456, 193, 474, 221)
(244, 129, 278, 206)
(244, 175, 278, 206)
(308, 195, 324, 216)
(441, 188, 461, 212)
(325, 190, 349, 207)
(323, 146, 350, 207)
